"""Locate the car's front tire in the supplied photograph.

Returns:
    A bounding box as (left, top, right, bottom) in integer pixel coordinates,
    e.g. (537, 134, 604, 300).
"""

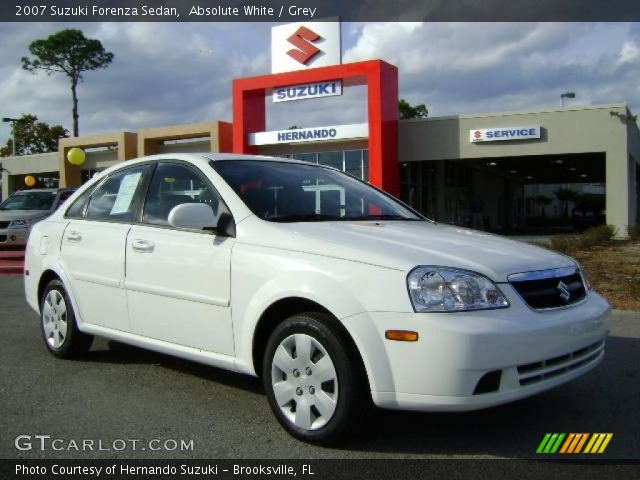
(262, 312, 368, 444)
(40, 279, 93, 358)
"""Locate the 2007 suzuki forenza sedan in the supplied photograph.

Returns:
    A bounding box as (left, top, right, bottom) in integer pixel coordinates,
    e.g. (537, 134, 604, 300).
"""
(25, 153, 610, 443)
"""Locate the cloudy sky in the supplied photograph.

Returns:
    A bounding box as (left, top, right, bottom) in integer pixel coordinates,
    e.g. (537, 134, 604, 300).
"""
(0, 22, 639, 145)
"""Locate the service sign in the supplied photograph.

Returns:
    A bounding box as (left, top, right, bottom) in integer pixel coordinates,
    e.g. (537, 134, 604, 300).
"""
(249, 123, 368, 145)
(470, 126, 542, 143)
(273, 80, 343, 103)
(272, 22, 341, 73)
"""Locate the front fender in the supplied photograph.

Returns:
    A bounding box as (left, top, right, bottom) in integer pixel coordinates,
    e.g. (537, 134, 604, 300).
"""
(230, 243, 407, 392)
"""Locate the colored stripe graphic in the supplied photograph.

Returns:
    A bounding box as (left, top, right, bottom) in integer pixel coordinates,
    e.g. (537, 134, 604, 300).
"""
(574, 434, 589, 453)
(559, 433, 575, 453)
(584, 433, 614, 453)
(537, 433, 552, 453)
(537, 433, 565, 453)
(538, 433, 613, 454)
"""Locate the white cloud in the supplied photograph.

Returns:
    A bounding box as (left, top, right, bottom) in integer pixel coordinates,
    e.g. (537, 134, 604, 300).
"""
(618, 40, 640, 65)
(1, 22, 640, 146)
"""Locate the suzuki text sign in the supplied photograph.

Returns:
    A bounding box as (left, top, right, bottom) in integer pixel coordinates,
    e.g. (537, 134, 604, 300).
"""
(470, 126, 542, 143)
(273, 80, 342, 103)
(272, 22, 341, 73)
(249, 123, 368, 145)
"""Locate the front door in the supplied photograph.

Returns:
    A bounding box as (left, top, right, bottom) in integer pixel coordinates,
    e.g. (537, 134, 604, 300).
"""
(124, 162, 235, 355)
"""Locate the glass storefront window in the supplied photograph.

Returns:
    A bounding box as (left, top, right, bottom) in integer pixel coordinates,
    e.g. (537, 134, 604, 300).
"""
(318, 151, 343, 170)
(363, 150, 369, 182)
(293, 153, 317, 164)
(279, 149, 369, 181)
(344, 150, 363, 179)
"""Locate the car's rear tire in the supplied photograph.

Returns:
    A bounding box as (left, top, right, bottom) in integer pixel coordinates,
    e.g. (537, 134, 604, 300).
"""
(40, 279, 93, 358)
(262, 312, 368, 444)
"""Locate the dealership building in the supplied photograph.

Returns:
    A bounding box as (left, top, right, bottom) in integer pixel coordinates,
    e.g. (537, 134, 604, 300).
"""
(2, 22, 639, 237)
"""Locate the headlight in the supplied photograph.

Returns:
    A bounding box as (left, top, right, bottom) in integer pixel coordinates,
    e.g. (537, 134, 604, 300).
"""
(407, 266, 509, 312)
(9, 219, 29, 229)
(576, 262, 592, 291)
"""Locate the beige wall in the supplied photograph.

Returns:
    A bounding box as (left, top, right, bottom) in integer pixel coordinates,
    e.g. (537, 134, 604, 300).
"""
(2, 152, 58, 200)
(1, 149, 120, 200)
(59, 132, 138, 188)
(400, 104, 628, 161)
(399, 104, 640, 237)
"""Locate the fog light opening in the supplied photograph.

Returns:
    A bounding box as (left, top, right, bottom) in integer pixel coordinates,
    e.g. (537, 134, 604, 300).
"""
(473, 370, 502, 395)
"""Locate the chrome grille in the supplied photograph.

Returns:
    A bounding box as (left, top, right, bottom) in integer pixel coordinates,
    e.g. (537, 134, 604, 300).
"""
(0, 221, 10, 229)
(509, 266, 586, 309)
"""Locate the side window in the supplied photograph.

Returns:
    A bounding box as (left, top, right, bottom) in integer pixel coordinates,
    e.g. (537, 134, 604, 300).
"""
(142, 162, 229, 227)
(85, 165, 150, 222)
(65, 188, 94, 219)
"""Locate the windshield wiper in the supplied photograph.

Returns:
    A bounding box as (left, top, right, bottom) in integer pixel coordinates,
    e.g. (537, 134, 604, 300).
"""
(269, 213, 345, 223)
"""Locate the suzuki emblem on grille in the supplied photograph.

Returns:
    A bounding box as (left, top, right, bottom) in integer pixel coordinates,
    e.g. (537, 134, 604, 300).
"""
(557, 281, 571, 302)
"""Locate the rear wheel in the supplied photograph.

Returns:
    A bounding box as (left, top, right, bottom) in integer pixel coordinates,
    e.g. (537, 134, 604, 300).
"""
(262, 312, 367, 444)
(40, 279, 93, 358)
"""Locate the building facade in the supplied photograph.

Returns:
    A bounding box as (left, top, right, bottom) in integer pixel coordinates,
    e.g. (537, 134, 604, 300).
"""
(2, 102, 638, 237)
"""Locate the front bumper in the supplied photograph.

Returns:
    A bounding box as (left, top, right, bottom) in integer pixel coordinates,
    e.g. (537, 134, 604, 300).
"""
(343, 286, 610, 412)
(0, 226, 28, 246)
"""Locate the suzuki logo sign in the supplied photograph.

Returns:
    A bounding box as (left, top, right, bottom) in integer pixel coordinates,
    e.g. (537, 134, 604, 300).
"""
(272, 22, 341, 73)
(287, 26, 322, 65)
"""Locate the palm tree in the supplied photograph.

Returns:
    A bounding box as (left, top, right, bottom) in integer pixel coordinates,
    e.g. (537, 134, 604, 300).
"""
(554, 188, 581, 218)
(534, 195, 553, 217)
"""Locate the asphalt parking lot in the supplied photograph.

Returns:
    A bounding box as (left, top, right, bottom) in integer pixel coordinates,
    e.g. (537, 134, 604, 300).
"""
(1, 275, 638, 459)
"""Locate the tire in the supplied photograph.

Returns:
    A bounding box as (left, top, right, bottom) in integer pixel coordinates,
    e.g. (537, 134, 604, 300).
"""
(40, 279, 93, 358)
(262, 312, 368, 444)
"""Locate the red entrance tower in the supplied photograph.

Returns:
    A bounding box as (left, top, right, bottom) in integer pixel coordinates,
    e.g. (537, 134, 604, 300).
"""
(232, 60, 400, 196)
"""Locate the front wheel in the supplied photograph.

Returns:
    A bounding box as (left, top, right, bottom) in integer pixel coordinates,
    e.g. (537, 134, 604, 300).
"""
(262, 312, 368, 444)
(40, 279, 93, 358)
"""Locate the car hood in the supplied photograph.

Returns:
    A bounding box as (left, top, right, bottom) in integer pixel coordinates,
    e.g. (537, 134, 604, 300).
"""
(247, 219, 574, 282)
(0, 210, 50, 221)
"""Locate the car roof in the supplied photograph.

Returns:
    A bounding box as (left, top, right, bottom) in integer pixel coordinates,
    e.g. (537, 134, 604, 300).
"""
(88, 153, 331, 183)
(122, 152, 311, 166)
(14, 188, 74, 193)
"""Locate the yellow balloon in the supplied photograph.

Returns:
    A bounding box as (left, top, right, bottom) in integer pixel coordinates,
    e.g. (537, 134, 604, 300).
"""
(67, 147, 86, 166)
(25, 175, 36, 187)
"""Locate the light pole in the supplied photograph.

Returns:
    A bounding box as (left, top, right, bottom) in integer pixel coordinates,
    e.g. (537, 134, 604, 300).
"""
(560, 92, 575, 107)
(2, 117, 21, 157)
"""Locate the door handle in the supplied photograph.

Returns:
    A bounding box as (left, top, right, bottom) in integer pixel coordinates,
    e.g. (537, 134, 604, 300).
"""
(66, 230, 82, 242)
(131, 239, 155, 253)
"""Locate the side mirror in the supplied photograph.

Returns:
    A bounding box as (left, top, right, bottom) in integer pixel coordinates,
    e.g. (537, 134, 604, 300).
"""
(168, 203, 217, 231)
(168, 203, 236, 237)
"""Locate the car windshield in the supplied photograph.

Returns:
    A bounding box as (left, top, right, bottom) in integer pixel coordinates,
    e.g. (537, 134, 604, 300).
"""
(0, 191, 56, 211)
(213, 160, 422, 222)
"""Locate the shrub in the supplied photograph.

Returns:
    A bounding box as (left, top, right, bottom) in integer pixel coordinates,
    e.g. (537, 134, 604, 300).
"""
(547, 225, 617, 254)
(580, 224, 618, 248)
(549, 235, 582, 254)
(628, 225, 640, 241)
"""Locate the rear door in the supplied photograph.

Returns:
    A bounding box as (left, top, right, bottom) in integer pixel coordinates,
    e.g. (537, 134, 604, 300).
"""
(124, 161, 235, 355)
(60, 164, 151, 331)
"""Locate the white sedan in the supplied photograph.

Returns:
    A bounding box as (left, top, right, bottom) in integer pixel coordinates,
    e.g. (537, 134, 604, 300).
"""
(24, 153, 610, 443)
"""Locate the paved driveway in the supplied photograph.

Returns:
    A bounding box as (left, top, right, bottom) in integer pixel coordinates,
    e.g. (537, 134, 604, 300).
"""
(0, 275, 638, 459)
